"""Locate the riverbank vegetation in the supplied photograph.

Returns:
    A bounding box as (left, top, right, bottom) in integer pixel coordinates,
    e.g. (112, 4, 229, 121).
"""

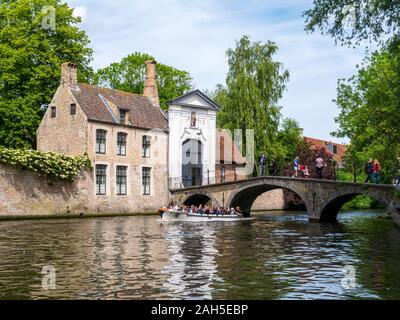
(305, 0, 400, 184)
(0, 147, 92, 181)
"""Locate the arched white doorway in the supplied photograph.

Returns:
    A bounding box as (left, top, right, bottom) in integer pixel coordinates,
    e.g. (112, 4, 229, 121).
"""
(182, 139, 203, 187)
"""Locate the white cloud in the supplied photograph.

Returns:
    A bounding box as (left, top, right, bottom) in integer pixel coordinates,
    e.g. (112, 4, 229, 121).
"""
(66, 0, 366, 142)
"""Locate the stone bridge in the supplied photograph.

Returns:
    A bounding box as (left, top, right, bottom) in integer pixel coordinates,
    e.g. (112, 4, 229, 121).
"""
(169, 176, 400, 226)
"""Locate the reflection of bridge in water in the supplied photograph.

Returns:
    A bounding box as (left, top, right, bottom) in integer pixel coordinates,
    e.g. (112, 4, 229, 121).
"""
(170, 176, 400, 225)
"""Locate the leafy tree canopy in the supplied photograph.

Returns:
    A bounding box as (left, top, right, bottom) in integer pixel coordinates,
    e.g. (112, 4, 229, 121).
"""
(334, 49, 400, 181)
(304, 0, 400, 46)
(0, 0, 93, 149)
(214, 35, 290, 164)
(94, 52, 193, 110)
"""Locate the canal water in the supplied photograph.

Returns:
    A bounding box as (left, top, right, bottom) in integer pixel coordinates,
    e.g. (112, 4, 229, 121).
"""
(0, 210, 399, 300)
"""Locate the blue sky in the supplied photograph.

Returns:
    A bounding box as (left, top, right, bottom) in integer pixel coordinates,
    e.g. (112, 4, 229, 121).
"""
(66, 0, 367, 142)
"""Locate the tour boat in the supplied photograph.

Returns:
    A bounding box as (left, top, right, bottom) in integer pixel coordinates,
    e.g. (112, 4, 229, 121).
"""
(158, 208, 254, 222)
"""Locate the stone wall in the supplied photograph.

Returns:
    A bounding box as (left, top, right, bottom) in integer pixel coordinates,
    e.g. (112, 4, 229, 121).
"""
(0, 164, 90, 217)
(37, 85, 89, 156)
(0, 162, 168, 218)
(251, 189, 286, 211)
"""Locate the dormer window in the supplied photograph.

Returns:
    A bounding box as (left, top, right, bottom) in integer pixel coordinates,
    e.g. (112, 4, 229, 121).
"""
(70, 103, 76, 116)
(120, 109, 127, 124)
(50, 106, 56, 118)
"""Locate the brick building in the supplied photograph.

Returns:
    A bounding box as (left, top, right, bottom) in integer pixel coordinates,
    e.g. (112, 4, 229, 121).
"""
(304, 136, 347, 166)
(37, 61, 248, 213)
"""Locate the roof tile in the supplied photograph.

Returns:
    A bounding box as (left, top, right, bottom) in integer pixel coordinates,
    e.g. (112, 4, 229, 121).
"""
(71, 83, 168, 130)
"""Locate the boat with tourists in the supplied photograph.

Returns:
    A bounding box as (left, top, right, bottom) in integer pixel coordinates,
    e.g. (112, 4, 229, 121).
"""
(158, 205, 254, 222)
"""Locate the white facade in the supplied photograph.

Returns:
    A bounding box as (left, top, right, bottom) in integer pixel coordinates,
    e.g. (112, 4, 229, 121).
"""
(168, 90, 218, 188)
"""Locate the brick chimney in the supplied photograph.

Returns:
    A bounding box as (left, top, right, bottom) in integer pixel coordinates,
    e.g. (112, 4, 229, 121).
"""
(143, 60, 160, 107)
(61, 62, 78, 86)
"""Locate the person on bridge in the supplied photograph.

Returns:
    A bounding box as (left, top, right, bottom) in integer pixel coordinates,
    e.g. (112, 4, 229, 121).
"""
(293, 156, 300, 177)
(270, 159, 278, 176)
(373, 159, 382, 184)
(315, 155, 325, 180)
(364, 159, 374, 183)
(259, 155, 267, 176)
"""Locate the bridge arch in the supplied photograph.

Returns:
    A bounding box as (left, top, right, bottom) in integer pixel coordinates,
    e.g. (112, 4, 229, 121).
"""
(182, 193, 221, 208)
(319, 191, 391, 222)
(226, 181, 309, 215)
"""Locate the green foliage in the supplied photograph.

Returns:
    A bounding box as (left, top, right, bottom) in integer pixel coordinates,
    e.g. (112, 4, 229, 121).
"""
(337, 169, 384, 210)
(284, 141, 336, 179)
(304, 0, 400, 46)
(276, 118, 303, 163)
(214, 35, 290, 163)
(0, 147, 92, 181)
(94, 52, 193, 110)
(333, 49, 400, 183)
(0, 0, 93, 149)
(342, 195, 381, 210)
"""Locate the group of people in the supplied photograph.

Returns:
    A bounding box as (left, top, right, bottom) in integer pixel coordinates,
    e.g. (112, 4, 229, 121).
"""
(257, 154, 392, 184)
(258, 154, 326, 179)
(259, 155, 278, 176)
(293, 155, 325, 179)
(364, 159, 382, 184)
(170, 204, 242, 216)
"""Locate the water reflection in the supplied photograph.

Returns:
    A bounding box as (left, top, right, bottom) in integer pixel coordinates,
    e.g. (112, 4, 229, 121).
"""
(161, 223, 221, 299)
(0, 211, 399, 300)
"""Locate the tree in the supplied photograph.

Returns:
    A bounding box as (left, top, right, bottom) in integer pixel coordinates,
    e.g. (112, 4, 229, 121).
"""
(94, 52, 193, 110)
(304, 0, 400, 46)
(277, 118, 303, 164)
(282, 141, 335, 180)
(0, 0, 93, 149)
(334, 49, 400, 182)
(215, 35, 290, 162)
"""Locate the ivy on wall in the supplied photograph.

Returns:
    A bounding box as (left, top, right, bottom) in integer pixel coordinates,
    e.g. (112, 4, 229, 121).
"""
(0, 148, 92, 182)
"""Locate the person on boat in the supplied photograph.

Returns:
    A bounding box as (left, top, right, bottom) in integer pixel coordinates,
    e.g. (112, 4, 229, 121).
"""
(233, 207, 243, 217)
(198, 205, 204, 214)
(204, 205, 210, 214)
(173, 204, 179, 211)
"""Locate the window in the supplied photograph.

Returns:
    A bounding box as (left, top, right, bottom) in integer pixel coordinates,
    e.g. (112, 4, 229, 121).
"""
(142, 136, 151, 158)
(326, 143, 338, 155)
(117, 132, 127, 156)
(221, 166, 226, 183)
(96, 130, 107, 154)
(120, 110, 127, 124)
(116, 166, 127, 195)
(70, 103, 76, 116)
(50, 106, 56, 118)
(142, 167, 151, 195)
(96, 165, 107, 195)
